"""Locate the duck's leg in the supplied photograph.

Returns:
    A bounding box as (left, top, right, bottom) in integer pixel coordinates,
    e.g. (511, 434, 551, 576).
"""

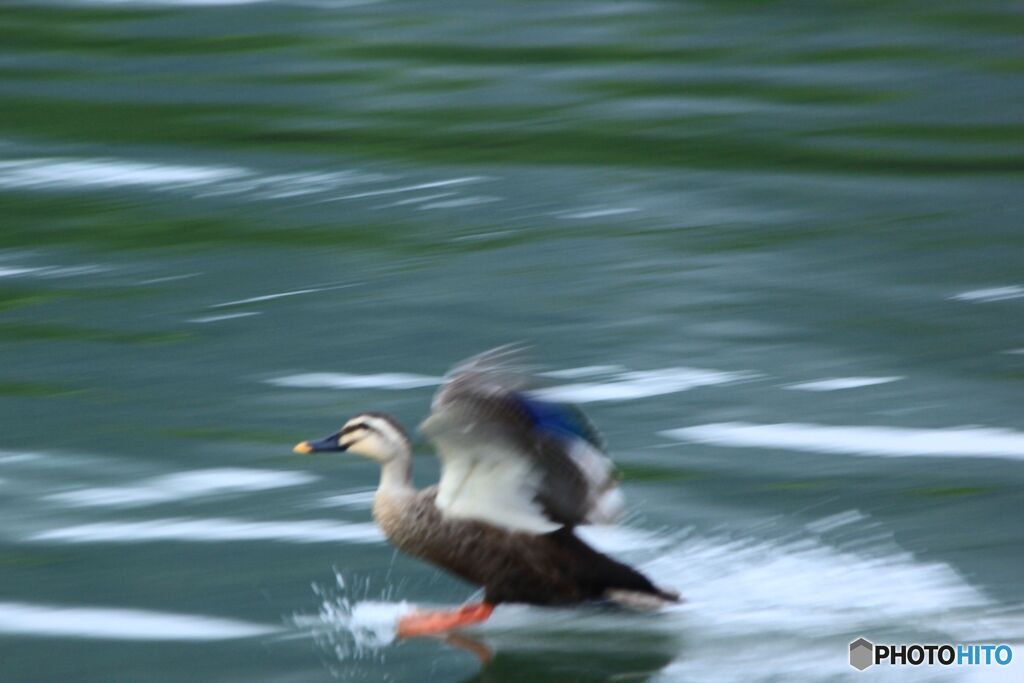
(396, 602, 494, 638)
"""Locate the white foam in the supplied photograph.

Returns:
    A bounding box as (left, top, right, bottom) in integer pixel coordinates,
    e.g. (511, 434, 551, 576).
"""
(30, 518, 384, 544)
(785, 376, 902, 391)
(47, 468, 317, 508)
(952, 286, 1024, 303)
(0, 602, 278, 641)
(268, 372, 440, 390)
(646, 528, 1016, 682)
(534, 367, 747, 403)
(187, 312, 261, 324)
(664, 422, 1024, 460)
(0, 158, 247, 191)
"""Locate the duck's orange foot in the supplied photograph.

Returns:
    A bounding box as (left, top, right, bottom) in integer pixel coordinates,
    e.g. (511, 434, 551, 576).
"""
(396, 602, 494, 638)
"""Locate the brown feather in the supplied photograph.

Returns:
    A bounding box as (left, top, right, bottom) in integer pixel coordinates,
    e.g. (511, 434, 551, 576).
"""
(374, 486, 678, 606)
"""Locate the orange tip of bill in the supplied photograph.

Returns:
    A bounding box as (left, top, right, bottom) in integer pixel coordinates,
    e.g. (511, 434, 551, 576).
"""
(293, 441, 313, 454)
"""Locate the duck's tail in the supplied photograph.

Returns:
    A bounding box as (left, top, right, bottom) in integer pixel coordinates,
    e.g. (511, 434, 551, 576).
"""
(553, 528, 682, 608)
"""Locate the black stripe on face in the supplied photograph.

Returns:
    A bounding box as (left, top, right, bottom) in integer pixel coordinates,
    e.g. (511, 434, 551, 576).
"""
(341, 422, 371, 436)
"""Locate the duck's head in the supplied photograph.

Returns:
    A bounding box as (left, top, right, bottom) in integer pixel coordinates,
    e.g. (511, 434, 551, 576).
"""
(293, 412, 410, 463)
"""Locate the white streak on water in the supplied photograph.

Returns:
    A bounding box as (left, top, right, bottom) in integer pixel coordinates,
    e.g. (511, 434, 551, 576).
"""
(664, 422, 1024, 460)
(560, 207, 639, 219)
(952, 285, 1024, 303)
(30, 518, 384, 544)
(188, 312, 261, 324)
(138, 273, 202, 285)
(46, 468, 317, 508)
(268, 372, 441, 390)
(784, 376, 902, 391)
(541, 365, 625, 379)
(379, 191, 457, 208)
(803, 510, 868, 534)
(0, 602, 279, 641)
(0, 264, 109, 279)
(324, 176, 489, 202)
(210, 286, 342, 308)
(534, 367, 748, 403)
(0, 266, 43, 277)
(417, 195, 499, 210)
(0, 158, 247, 191)
(315, 490, 377, 509)
(0, 452, 42, 465)
(451, 229, 515, 243)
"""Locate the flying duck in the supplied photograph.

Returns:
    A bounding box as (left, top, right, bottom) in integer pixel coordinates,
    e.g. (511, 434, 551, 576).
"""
(293, 348, 679, 637)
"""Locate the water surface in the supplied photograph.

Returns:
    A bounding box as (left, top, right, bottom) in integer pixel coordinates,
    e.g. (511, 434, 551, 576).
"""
(1, 0, 1022, 681)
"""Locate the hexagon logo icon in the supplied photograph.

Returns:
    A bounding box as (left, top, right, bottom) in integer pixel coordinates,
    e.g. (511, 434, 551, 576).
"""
(850, 637, 874, 670)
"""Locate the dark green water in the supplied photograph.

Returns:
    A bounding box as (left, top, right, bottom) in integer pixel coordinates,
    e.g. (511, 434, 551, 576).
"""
(1, 1, 1022, 681)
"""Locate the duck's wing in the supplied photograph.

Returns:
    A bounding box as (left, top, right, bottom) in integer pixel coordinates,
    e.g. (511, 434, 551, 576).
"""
(419, 348, 623, 534)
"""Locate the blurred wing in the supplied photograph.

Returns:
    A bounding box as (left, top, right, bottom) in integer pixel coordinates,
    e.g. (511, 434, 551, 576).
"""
(420, 348, 623, 534)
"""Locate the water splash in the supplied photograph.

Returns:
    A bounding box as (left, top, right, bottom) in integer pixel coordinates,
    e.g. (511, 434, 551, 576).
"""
(293, 572, 412, 661)
(293, 517, 1023, 681)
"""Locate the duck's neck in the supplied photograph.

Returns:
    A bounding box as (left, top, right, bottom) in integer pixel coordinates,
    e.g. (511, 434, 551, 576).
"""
(377, 455, 414, 495)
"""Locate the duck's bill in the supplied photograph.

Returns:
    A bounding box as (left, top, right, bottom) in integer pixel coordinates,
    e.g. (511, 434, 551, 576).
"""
(293, 431, 345, 454)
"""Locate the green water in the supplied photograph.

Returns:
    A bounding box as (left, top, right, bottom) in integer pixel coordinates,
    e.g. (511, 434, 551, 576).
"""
(1, 1, 1022, 681)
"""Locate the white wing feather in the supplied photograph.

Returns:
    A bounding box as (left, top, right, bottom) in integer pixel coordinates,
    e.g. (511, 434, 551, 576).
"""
(434, 439, 561, 534)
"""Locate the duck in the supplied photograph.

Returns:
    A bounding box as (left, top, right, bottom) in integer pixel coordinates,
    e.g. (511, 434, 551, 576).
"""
(293, 348, 679, 637)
